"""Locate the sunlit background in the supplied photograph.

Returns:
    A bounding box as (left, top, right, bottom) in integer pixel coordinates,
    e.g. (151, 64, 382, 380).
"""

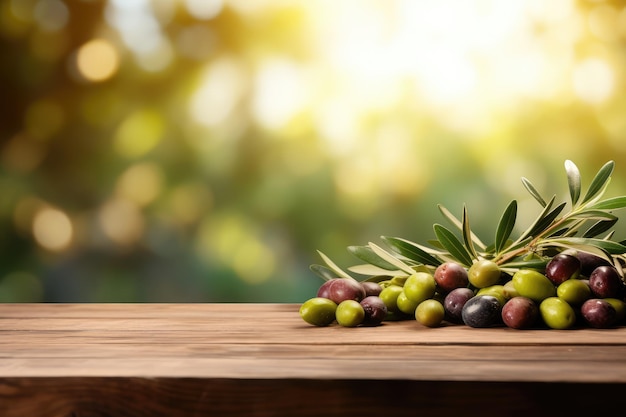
(2, 0, 626, 302)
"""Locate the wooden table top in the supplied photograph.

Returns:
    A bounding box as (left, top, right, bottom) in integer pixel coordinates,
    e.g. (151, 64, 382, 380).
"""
(0, 302, 625, 382)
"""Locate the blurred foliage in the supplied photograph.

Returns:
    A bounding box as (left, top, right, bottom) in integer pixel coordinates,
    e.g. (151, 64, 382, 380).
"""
(1, 0, 626, 302)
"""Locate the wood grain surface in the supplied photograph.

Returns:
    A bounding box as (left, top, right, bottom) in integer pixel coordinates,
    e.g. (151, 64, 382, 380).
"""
(0, 303, 625, 416)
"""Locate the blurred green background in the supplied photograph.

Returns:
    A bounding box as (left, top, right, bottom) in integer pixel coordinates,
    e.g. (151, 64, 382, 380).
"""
(1, 0, 626, 302)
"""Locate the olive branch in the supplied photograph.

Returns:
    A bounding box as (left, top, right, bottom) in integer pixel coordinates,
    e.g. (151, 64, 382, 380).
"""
(310, 160, 626, 283)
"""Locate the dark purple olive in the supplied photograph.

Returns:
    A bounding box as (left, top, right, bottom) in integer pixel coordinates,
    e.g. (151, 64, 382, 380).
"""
(361, 281, 383, 297)
(434, 262, 469, 293)
(545, 253, 581, 285)
(576, 252, 611, 277)
(581, 298, 617, 328)
(501, 296, 539, 329)
(443, 287, 474, 323)
(320, 278, 366, 304)
(589, 266, 624, 299)
(462, 295, 502, 328)
(360, 296, 387, 326)
(317, 279, 335, 299)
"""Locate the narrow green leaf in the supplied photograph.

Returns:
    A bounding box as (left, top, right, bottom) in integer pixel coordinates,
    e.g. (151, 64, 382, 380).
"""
(564, 160, 581, 206)
(544, 237, 626, 255)
(347, 264, 403, 277)
(347, 245, 401, 271)
(530, 202, 567, 238)
(521, 177, 547, 207)
(461, 204, 478, 259)
(517, 195, 555, 240)
(309, 264, 339, 281)
(316, 250, 353, 279)
(500, 258, 549, 271)
(433, 224, 474, 267)
(381, 236, 442, 266)
(495, 200, 517, 253)
(368, 242, 416, 275)
(437, 205, 487, 250)
(581, 160, 614, 204)
(569, 210, 617, 221)
(589, 196, 626, 210)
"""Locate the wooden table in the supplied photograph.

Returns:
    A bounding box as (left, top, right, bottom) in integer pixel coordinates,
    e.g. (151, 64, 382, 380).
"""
(0, 303, 625, 416)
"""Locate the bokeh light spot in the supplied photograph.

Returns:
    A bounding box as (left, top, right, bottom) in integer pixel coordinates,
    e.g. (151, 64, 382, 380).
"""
(190, 58, 246, 127)
(167, 183, 213, 226)
(251, 58, 310, 129)
(184, 0, 223, 20)
(75, 38, 120, 82)
(32, 207, 73, 252)
(33, 0, 69, 32)
(1, 133, 45, 174)
(232, 239, 275, 285)
(572, 58, 614, 104)
(114, 109, 164, 158)
(98, 198, 144, 247)
(115, 162, 164, 207)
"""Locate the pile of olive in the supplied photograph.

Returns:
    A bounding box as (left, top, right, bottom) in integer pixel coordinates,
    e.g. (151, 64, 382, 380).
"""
(299, 251, 626, 329)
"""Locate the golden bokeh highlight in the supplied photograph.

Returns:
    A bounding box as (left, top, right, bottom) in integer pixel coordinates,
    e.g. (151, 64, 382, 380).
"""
(196, 215, 276, 285)
(32, 207, 73, 252)
(98, 198, 144, 247)
(113, 109, 164, 158)
(115, 163, 164, 207)
(75, 38, 120, 82)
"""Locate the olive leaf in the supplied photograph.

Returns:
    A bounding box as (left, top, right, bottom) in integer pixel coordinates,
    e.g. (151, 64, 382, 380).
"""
(581, 160, 614, 204)
(347, 245, 403, 271)
(565, 159, 581, 207)
(517, 195, 556, 241)
(521, 176, 547, 207)
(529, 202, 567, 238)
(316, 250, 353, 279)
(309, 264, 340, 281)
(499, 258, 548, 271)
(367, 242, 416, 276)
(586, 217, 618, 238)
(543, 237, 626, 255)
(438, 204, 487, 250)
(495, 200, 517, 254)
(347, 264, 403, 277)
(569, 210, 617, 221)
(589, 196, 626, 210)
(381, 236, 442, 266)
(462, 204, 478, 259)
(433, 224, 473, 267)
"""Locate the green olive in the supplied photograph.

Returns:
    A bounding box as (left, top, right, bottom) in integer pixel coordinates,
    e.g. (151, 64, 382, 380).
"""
(512, 269, 556, 302)
(556, 279, 591, 306)
(379, 285, 403, 313)
(539, 297, 576, 329)
(415, 299, 445, 327)
(503, 280, 519, 298)
(604, 298, 626, 323)
(336, 300, 365, 327)
(397, 291, 419, 315)
(299, 297, 338, 326)
(403, 272, 436, 303)
(468, 260, 501, 288)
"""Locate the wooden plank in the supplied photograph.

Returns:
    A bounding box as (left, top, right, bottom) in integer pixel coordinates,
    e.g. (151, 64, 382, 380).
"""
(0, 378, 622, 417)
(0, 304, 625, 382)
